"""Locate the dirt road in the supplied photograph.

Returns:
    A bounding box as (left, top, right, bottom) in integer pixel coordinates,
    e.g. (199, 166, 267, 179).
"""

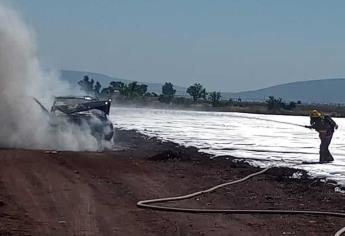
(1, 130, 345, 235)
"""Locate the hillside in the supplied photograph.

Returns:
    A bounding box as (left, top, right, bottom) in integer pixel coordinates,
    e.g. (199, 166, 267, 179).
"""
(225, 78, 345, 103)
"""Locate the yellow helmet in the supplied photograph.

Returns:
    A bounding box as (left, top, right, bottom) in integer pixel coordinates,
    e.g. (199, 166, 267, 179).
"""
(310, 110, 322, 118)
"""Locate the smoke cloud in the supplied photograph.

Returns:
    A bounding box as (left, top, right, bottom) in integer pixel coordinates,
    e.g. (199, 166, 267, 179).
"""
(0, 3, 102, 151)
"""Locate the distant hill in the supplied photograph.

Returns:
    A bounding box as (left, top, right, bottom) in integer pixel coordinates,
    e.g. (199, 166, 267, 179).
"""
(59, 70, 187, 96)
(223, 78, 345, 104)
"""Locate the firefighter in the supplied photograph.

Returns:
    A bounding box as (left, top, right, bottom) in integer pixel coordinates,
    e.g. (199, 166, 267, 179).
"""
(305, 110, 338, 163)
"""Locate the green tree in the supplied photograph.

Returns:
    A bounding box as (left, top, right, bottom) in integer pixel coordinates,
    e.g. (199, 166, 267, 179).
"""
(107, 81, 128, 96)
(100, 87, 111, 98)
(96, 80, 149, 98)
(118, 83, 129, 96)
(127, 81, 138, 97)
(108, 81, 127, 96)
(89, 79, 95, 92)
(266, 96, 297, 110)
(116, 81, 148, 97)
(208, 91, 222, 107)
(159, 82, 176, 103)
(266, 96, 285, 110)
(285, 101, 296, 110)
(78, 76, 93, 94)
(137, 84, 148, 96)
(94, 81, 101, 96)
(78, 75, 100, 96)
(110, 81, 123, 89)
(109, 81, 124, 92)
(186, 83, 206, 102)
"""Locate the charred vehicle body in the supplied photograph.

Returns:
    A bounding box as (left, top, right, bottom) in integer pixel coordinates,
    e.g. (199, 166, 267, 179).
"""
(35, 96, 114, 144)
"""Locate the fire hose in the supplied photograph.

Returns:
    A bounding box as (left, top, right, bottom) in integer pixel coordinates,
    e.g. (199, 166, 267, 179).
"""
(223, 113, 306, 128)
(137, 167, 345, 235)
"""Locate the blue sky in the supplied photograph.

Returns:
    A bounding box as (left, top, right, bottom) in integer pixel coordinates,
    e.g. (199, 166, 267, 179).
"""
(5, 0, 345, 91)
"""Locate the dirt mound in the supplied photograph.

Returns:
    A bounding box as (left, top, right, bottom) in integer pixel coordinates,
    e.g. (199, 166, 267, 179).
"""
(267, 167, 309, 181)
(148, 150, 182, 161)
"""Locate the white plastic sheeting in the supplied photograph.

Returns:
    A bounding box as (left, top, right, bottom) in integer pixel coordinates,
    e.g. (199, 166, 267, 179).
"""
(110, 107, 345, 185)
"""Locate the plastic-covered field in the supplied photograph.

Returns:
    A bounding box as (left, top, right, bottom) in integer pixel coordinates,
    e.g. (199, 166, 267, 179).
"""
(110, 107, 345, 185)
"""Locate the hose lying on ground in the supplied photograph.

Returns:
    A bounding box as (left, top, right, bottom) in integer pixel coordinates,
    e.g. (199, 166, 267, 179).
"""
(336, 227, 345, 236)
(137, 167, 345, 235)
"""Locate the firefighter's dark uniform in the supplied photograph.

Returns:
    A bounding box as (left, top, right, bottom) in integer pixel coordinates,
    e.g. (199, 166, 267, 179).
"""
(308, 114, 337, 163)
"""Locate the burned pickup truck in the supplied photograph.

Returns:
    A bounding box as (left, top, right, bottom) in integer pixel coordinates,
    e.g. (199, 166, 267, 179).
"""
(35, 96, 114, 144)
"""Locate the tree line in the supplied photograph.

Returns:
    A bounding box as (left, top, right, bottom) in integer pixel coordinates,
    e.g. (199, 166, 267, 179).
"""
(78, 76, 223, 107)
(78, 76, 151, 98)
(266, 96, 301, 111)
(78, 75, 300, 110)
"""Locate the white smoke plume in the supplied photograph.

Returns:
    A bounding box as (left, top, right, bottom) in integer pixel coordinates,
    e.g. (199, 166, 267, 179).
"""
(0, 3, 102, 151)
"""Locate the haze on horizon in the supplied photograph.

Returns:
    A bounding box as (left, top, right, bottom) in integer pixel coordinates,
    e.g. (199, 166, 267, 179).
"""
(5, 0, 345, 92)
